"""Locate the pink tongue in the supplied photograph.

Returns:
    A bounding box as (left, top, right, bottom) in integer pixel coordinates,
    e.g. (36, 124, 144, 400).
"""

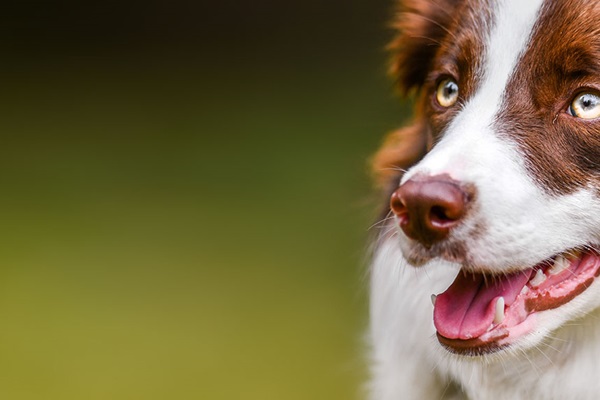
(434, 269, 533, 340)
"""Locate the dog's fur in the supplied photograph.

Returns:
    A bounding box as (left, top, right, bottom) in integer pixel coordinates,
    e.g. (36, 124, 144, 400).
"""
(369, 1, 600, 399)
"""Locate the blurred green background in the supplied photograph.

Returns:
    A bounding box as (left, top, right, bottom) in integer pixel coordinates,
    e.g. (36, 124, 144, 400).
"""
(0, 1, 408, 399)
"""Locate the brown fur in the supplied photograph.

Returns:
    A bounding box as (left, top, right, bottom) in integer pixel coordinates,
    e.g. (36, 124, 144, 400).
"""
(371, 122, 430, 190)
(498, 0, 600, 195)
(388, 0, 463, 94)
(373, 0, 458, 190)
(374, 0, 487, 190)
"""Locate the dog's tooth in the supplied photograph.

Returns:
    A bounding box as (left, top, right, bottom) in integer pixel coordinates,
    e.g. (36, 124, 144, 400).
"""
(493, 297, 505, 325)
(520, 285, 530, 296)
(530, 269, 546, 287)
(431, 294, 437, 306)
(549, 255, 569, 275)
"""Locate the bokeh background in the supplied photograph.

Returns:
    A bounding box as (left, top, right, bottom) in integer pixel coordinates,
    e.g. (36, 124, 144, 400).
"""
(0, 1, 410, 399)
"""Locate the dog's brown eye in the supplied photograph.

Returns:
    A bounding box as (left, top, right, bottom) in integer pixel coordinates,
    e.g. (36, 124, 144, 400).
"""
(436, 79, 459, 108)
(569, 92, 600, 119)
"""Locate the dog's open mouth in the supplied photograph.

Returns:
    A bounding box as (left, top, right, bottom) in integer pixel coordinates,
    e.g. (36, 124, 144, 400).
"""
(433, 248, 600, 355)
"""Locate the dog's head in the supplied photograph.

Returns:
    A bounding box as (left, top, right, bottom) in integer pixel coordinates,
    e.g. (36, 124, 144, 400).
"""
(376, 0, 600, 355)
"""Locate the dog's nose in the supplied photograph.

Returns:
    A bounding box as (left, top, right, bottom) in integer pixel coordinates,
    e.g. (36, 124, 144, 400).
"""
(390, 176, 469, 246)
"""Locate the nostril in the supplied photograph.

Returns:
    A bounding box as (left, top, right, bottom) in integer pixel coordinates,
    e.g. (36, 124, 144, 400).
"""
(390, 191, 412, 228)
(390, 191, 407, 215)
(429, 203, 463, 227)
(430, 205, 454, 225)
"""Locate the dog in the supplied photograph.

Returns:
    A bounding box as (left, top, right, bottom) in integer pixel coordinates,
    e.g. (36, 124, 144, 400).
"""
(369, 1, 600, 399)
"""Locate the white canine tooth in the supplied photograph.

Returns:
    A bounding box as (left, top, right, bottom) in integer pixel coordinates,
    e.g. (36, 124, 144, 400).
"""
(431, 294, 437, 306)
(549, 255, 569, 275)
(530, 269, 547, 287)
(494, 297, 505, 325)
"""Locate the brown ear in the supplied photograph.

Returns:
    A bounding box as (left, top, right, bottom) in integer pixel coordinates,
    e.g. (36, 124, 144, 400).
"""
(389, 0, 460, 93)
(371, 121, 431, 189)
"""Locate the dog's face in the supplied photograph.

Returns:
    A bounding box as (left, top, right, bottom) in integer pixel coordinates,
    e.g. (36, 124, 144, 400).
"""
(379, 0, 600, 355)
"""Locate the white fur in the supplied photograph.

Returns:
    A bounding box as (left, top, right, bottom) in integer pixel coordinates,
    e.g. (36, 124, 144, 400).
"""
(371, 236, 600, 399)
(370, 0, 600, 398)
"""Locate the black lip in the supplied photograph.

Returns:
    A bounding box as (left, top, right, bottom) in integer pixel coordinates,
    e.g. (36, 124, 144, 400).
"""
(436, 332, 509, 356)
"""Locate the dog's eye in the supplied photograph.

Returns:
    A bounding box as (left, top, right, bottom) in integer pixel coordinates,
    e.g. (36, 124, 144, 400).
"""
(569, 92, 600, 119)
(436, 79, 459, 108)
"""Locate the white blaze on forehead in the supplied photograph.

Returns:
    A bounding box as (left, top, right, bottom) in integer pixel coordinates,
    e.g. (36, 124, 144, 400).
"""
(474, 0, 545, 124)
(403, 0, 545, 182)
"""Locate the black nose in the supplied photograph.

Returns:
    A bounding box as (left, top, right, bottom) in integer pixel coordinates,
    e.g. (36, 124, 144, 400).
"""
(390, 175, 469, 246)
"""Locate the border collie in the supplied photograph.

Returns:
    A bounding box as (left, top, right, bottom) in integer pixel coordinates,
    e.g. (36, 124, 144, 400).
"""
(369, 1, 600, 399)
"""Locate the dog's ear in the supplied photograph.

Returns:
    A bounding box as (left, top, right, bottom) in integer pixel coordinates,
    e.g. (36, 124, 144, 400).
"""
(389, 0, 460, 93)
(371, 121, 430, 190)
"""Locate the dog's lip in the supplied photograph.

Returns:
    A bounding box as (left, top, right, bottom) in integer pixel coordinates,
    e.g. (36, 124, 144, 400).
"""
(434, 248, 600, 356)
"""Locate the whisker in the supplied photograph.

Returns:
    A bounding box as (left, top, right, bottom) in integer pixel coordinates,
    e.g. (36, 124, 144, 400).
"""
(533, 344, 554, 366)
(368, 215, 395, 231)
(404, 13, 459, 41)
(378, 166, 409, 174)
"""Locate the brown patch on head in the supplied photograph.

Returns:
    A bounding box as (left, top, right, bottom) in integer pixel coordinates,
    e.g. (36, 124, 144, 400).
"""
(388, 0, 465, 94)
(417, 0, 491, 141)
(388, 0, 491, 96)
(498, 1, 600, 195)
(377, 0, 466, 192)
(377, 0, 493, 191)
